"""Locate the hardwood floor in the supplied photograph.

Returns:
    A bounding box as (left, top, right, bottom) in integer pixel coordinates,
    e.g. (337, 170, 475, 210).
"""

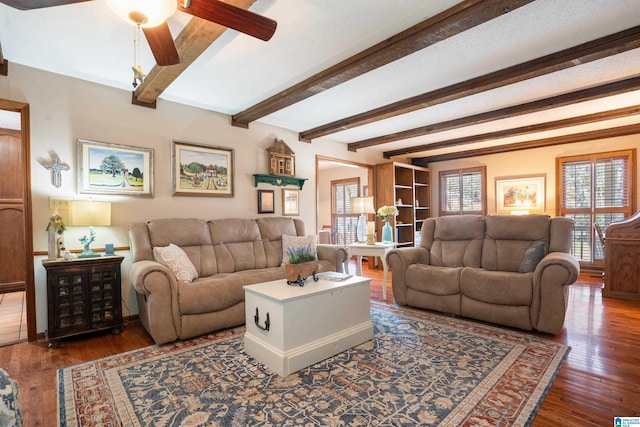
(0, 291, 27, 346)
(1, 263, 639, 426)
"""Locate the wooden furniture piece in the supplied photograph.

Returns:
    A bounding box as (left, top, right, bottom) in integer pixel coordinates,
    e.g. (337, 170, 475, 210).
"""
(243, 276, 373, 376)
(42, 256, 124, 347)
(375, 162, 430, 247)
(603, 211, 640, 301)
(347, 242, 394, 300)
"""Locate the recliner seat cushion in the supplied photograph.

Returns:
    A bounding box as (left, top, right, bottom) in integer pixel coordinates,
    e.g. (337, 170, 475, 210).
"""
(406, 264, 462, 295)
(460, 268, 533, 306)
(178, 273, 246, 315)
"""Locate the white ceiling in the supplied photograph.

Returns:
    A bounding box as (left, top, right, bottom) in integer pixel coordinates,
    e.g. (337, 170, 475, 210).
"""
(1, 0, 640, 160)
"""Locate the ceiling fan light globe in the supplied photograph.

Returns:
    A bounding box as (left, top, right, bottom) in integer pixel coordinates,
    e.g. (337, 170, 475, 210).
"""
(106, 0, 177, 27)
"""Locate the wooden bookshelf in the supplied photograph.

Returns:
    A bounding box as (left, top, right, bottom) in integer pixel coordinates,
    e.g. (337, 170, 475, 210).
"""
(374, 162, 431, 247)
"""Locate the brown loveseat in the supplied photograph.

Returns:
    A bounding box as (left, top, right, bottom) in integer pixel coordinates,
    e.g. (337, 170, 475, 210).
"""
(129, 217, 348, 344)
(387, 214, 580, 334)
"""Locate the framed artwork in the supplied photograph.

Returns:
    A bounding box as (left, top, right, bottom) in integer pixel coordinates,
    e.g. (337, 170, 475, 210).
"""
(77, 139, 153, 197)
(282, 188, 299, 216)
(257, 190, 275, 214)
(495, 174, 546, 212)
(172, 140, 234, 197)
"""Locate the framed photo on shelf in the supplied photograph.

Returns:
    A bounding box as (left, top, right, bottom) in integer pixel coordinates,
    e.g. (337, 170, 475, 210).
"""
(257, 190, 275, 214)
(77, 139, 153, 197)
(172, 140, 234, 197)
(495, 174, 545, 212)
(282, 188, 299, 216)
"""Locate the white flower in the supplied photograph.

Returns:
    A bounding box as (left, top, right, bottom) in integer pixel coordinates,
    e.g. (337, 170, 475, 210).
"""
(377, 205, 399, 218)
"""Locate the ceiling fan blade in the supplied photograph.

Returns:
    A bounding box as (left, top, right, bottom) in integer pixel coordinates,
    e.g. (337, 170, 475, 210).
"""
(0, 0, 90, 10)
(142, 22, 180, 66)
(179, 0, 277, 41)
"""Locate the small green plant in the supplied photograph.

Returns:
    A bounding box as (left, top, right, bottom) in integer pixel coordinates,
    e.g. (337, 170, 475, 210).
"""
(286, 244, 317, 264)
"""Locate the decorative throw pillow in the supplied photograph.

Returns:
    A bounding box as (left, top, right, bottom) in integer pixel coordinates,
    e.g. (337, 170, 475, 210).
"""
(153, 243, 198, 282)
(282, 235, 318, 265)
(519, 243, 546, 273)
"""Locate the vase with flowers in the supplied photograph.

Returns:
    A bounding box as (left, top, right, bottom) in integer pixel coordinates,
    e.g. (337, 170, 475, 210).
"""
(377, 205, 399, 244)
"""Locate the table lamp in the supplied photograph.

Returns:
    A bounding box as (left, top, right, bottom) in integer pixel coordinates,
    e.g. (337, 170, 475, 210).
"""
(69, 200, 112, 258)
(350, 196, 375, 243)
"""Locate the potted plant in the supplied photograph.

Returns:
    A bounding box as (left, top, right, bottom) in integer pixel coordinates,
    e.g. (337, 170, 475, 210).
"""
(284, 244, 321, 286)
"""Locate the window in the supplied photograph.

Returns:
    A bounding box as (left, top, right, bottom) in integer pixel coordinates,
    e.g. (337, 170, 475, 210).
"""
(331, 178, 360, 245)
(439, 166, 486, 216)
(557, 149, 636, 266)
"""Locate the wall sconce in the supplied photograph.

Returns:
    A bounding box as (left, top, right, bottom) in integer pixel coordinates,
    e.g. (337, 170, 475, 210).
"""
(69, 200, 112, 258)
(350, 196, 375, 243)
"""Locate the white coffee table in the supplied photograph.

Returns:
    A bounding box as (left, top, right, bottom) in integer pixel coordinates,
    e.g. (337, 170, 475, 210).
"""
(243, 275, 373, 376)
(347, 242, 394, 300)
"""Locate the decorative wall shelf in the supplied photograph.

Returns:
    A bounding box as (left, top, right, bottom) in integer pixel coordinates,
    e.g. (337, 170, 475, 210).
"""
(253, 174, 308, 190)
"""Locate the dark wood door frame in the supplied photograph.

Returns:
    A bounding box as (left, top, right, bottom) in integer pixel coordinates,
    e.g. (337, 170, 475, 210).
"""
(0, 99, 35, 342)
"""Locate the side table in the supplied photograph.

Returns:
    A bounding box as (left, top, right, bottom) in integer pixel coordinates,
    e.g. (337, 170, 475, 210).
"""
(346, 242, 394, 300)
(42, 255, 124, 347)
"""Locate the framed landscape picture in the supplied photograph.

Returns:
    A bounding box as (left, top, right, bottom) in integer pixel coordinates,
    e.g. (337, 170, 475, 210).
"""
(495, 174, 545, 212)
(77, 139, 153, 197)
(172, 140, 234, 197)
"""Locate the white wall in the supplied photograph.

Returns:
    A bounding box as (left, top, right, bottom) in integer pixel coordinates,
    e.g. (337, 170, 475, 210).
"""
(425, 136, 640, 216)
(1, 63, 384, 333)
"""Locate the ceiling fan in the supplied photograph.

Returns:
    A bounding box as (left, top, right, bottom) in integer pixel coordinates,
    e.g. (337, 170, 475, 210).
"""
(0, 0, 277, 66)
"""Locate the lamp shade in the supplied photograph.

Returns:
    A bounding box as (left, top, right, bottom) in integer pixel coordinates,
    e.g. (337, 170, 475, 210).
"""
(68, 201, 112, 227)
(350, 196, 375, 214)
(106, 0, 177, 27)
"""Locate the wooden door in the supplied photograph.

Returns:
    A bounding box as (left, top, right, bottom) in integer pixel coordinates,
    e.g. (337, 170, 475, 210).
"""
(0, 130, 27, 293)
(0, 99, 35, 341)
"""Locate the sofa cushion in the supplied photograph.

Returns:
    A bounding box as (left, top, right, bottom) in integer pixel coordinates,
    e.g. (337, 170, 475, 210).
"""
(153, 243, 198, 282)
(460, 268, 533, 306)
(208, 219, 266, 273)
(178, 273, 246, 314)
(406, 264, 462, 295)
(519, 243, 546, 273)
(482, 215, 550, 272)
(427, 215, 485, 268)
(282, 235, 317, 264)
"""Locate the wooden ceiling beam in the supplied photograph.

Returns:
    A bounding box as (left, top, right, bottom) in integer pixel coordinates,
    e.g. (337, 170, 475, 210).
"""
(0, 40, 7, 76)
(230, 0, 534, 128)
(370, 76, 640, 156)
(133, 0, 257, 107)
(384, 103, 640, 159)
(411, 123, 640, 166)
(300, 25, 640, 142)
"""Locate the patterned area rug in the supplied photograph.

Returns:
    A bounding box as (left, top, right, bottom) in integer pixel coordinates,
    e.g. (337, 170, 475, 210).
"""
(58, 303, 568, 426)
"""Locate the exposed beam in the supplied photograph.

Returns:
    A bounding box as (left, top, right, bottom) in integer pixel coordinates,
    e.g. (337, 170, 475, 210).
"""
(300, 25, 640, 142)
(412, 124, 640, 166)
(384, 104, 640, 159)
(377, 77, 640, 157)
(230, 0, 534, 128)
(133, 0, 257, 107)
(0, 40, 7, 76)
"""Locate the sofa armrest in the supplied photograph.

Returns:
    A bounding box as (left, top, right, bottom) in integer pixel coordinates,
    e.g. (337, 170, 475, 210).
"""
(317, 244, 349, 273)
(130, 260, 180, 344)
(531, 251, 580, 334)
(386, 247, 429, 305)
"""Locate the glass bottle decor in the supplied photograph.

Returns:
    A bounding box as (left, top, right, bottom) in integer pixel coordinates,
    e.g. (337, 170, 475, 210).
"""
(381, 218, 393, 244)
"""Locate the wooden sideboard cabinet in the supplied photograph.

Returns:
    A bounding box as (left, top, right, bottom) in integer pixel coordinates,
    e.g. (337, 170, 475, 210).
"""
(603, 211, 640, 301)
(42, 255, 124, 346)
